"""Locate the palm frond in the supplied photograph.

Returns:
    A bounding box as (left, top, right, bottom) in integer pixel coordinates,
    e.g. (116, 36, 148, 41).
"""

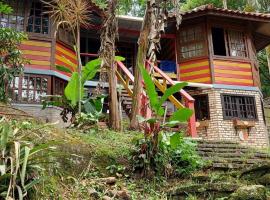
(42, 0, 91, 29)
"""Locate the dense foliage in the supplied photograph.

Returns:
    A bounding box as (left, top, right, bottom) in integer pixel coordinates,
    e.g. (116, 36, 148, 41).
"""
(258, 50, 270, 97)
(132, 65, 195, 176)
(0, 118, 53, 199)
(0, 3, 27, 102)
(42, 58, 102, 123)
(181, 0, 248, 11)
(132, 132, 203, 177)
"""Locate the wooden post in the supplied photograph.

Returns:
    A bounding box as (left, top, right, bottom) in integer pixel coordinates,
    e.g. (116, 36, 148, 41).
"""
(185, 100, 197, 138)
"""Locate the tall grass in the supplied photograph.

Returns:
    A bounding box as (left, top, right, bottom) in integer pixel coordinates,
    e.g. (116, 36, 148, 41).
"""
(0, 117, 53, 199)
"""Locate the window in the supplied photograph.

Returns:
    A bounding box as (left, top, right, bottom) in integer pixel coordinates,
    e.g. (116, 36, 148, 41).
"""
(54, 77, 67, 95)
(211, 27, 247, 58)
(9, 77, 20, 102)
(227, 30, 247, 57)
(0, 0, 25, 31)
(27, 0, 49, 34)
(57, 26, 74, 46)
(221, 94, 257, 120)
(212, 27, 226, 56)
(179, 25, 206, 59)
(194, 95, 210, 121)
(9, 75, 50, 103)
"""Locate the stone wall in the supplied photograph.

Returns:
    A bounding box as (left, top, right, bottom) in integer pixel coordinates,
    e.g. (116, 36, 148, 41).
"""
(189, 88, 269, 148)
(12, 103, 70, 128)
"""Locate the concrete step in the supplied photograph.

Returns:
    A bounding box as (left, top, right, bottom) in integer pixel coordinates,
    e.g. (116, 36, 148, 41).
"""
(196, 139, 270, 169)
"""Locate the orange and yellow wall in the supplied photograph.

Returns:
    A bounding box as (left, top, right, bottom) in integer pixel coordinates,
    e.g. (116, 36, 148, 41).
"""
(179, 59, 255, 87)
(20, 39, 77, 77)
(179, 59, 211, 84)
(20, 40, 52, 70)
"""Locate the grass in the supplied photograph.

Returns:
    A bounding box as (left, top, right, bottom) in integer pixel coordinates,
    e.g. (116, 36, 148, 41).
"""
(4, 117, 270, 199)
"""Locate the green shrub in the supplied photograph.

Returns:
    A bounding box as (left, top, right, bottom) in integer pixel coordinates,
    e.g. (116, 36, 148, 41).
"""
(132, 132, 204, 177)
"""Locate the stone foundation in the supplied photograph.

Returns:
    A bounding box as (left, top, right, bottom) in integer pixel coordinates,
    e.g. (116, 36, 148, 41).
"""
(189, 87, 269, 148)
(12, 103, 70, 128)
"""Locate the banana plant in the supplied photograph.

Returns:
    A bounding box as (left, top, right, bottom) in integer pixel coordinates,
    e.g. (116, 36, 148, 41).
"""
(136, 65, 193, 174)
(43, 56, 125, 123)
(42, 58, 102, 123)
(138, 65, 193, 129)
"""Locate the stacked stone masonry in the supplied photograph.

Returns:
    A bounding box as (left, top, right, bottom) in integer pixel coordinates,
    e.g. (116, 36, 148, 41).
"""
(189, 88, 269, 148)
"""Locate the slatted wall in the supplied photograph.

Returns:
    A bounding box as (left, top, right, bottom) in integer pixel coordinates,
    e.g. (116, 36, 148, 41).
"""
(20, 40, 51, 70)
(55, 42, 77, 76)
(213, 60, 253, 86)
(179, 59, 211, 84)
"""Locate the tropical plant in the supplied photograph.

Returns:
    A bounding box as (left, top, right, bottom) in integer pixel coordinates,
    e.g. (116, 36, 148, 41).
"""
(42, 58, 102, 123)
(43, 0, 91, 115)
(132, 132, 203, 177)
(0, 2, 28, 102)
(130, 0, 182, 129)
(0, 1, 13, 14)
(0, 117, 53, 199)
(74, 94, 107, 127)
(132, 65, 193, 176)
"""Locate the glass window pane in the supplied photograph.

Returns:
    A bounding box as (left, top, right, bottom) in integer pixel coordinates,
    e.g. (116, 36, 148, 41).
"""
(29, 77, 35, 89)
(22, 90, 28, 101)
(42, 78, 48, 90)
(29, 90, 34, 101)
(22, 77, 28, 89)
(35, 17, 41, 25)
(34, 25, 41, 33)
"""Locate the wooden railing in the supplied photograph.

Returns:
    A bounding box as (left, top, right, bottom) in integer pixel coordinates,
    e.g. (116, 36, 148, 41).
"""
(115, 61, 152, 119)
(80, 52, 197, 137)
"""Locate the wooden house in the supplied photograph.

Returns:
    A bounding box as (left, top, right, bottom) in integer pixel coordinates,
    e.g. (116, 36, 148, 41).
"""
(3, 1, 270, 147)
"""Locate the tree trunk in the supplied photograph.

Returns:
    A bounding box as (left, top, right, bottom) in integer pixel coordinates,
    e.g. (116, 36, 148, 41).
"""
(130, 2, 152, 129)
(267, 52, 270, 75)
(76, 23, 82, 115)
(223, 0, 228, 9)
(100, 0, 121, 131)
(266, 46, 270, 75)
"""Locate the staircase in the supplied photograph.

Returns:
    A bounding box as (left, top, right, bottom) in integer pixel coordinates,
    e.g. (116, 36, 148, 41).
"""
(119, 89, 133, 118)
(115, 60, 197, 137)
(196, 140, 270, 169)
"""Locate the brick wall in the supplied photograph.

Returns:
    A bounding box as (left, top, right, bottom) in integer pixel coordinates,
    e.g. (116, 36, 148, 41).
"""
(189, 88, 269, 148)
(12, 104, 70, 128)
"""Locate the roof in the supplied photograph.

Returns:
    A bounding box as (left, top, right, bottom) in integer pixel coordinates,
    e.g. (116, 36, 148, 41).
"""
(181, 4, 270, 21)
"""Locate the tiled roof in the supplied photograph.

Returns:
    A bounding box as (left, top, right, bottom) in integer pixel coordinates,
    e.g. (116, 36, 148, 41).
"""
(181, 4, 270, 20)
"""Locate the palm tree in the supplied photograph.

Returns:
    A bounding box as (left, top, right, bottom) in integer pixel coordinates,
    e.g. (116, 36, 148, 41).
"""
(43, 0, 91, 115)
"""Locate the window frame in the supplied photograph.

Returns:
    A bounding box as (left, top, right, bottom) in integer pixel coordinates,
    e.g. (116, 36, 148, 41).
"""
(0, 0, 26, 31)
(9, 74, 51, 104)
(178, 24, 208, 61)
(53, 77, 67, 96)
(221, 94, 258, 121)
(211, 25, 249, 60)
(193, 94, 210, 121)
(1, 0, 51, 38)
(26, 0, 50, 36)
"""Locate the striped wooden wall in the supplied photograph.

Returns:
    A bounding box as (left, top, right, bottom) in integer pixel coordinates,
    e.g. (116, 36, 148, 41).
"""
(20, 40, 51, 70)
(179, 59, 211, 84)
(55, 42, 77, 76)
(213, 60, 253, 86)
